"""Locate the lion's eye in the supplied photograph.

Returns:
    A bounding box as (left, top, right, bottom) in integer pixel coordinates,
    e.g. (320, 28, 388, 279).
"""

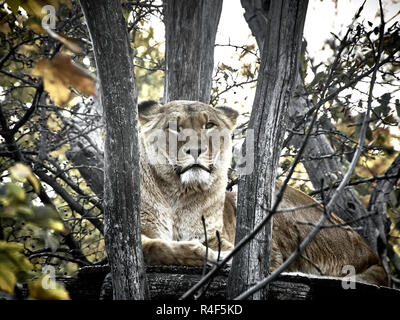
(205, 122, 216, 129)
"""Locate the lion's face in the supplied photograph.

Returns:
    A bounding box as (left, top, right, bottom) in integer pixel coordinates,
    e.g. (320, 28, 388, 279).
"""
(139, 100, 238, 187)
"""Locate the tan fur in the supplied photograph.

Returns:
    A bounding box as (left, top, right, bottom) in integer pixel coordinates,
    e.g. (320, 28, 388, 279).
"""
(138, 100, 388, 287)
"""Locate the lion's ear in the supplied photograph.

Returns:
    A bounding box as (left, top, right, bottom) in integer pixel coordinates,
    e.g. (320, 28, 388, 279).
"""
(215, 106, 239, 129)
(138, 100, 161, 125)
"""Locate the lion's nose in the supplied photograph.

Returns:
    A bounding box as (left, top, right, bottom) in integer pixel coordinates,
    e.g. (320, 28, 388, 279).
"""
(185, 147, 207, 160)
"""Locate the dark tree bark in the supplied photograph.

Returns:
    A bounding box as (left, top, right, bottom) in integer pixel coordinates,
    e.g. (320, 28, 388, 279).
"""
(240, 0, 268, 50)
(80, 0, 148, 299)
(163, 0, 223, 103)
(227, 0, 308, 299)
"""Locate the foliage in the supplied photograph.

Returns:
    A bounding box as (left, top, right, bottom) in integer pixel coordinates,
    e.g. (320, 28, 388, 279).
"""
(0, 0, 164, 298)
(0, 163, 69, 299)
(132, 23, 164, 100)
(5, 0, 72, 34)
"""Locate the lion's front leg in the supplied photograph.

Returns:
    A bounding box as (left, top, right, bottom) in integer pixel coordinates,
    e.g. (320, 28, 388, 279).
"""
(201, 233, 233, 266)
(142, 235, 221, 266)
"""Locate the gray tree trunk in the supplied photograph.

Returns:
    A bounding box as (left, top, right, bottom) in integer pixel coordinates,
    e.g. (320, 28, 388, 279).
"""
(227, 0, 308, 299)
(80, 0, 148, 299)
(240, 0, 268, 51)
(241, 0, 377, 251)
(163, 0, 223, 103)
(367, 153, 400, 284)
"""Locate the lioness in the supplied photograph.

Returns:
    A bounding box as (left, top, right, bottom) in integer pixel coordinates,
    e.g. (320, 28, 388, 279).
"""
(138, 100, 387, 286)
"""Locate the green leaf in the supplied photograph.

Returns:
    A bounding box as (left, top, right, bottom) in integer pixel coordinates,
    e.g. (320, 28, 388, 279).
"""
(29, 206, 67, 234)
(9, 163, 40, 193)
(28, 276, 70, 300)
(1, 183, 26, 205)
(4, 0, 23, 13)
(0, 267, 17, 294)
(0, 241, 35, 293)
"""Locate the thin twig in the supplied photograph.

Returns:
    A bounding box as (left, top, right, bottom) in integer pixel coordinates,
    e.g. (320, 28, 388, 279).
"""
(216, 230, 222, 262)
(308, 173, 400, 196)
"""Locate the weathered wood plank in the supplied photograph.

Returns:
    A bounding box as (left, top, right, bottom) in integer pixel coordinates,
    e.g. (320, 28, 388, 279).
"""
(57, 265, 400, 300)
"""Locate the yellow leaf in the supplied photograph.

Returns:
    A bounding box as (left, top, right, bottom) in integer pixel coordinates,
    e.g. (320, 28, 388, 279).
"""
(28, 277, 70, 300)
(9, 163, 32, 181)
(23, 1, 48, 18)
(5, 183, 26, 203)
(27, 175, 40, 194)
(0, 241, 33, 272)
(33, 53, 97, 106)
(16, 205, 34, 218)
(48, 220, 68, 234)
(8, 163, 40, 193)
(0, 241, 35, 293)
(0, 240, 24, 252)
(19, 43, 39, 56)
(47, 113, 61, 132)
(0, 267, 17, 294)
(33, 59, 72, 105)
(31, 206, 68, 234)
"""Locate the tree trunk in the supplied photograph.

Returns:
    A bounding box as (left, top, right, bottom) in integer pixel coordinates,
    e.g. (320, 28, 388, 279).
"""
(240, 0, 268, 50)
(80, 0, 148, 299)
(241, 0, 377, 251)
(163, 0, 223, 103)
(367, 153, 400, 284)
(227, 0, 308, 299)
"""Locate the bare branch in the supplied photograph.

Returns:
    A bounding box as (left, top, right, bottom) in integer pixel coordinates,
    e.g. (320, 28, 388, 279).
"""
(234, 2, 386, 299)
